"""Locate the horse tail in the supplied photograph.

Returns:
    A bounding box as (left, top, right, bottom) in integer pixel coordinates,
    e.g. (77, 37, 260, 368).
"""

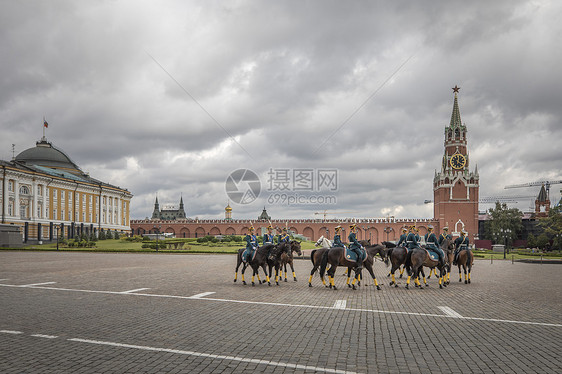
(405, 248, 413, 268)
(319, 249, 330, 278)
(383, 250, 390, 267)
(310, 249, 317, 265)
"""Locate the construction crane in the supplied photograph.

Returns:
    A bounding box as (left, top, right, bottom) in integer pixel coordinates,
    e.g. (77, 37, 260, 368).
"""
(314, 210, 357, 220)
(424, 196, 534, 204)
(505, 180, 562, 200)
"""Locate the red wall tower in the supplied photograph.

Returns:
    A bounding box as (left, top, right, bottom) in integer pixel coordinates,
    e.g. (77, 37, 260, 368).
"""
(433, 86, 480, 239)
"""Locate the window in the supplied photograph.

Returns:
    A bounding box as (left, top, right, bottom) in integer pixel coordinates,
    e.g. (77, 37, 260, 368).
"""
(8, 180, 14, 192)
(19, 185, 30, 195)
(61, 210, 65, 220)
(8, 201, 13, 215)
(38, 185, 43, 196)
(53, 209, 58, 220)
(61, 190, 65, 200)
(53, 189, 58, 201)
(37, 204, 42, 218)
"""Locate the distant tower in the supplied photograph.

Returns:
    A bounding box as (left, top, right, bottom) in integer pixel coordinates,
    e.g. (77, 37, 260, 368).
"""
(258, 206, 271, 221)
(535, 184, 550, 217)
(225, 202, 232, 220)
(433, 86, 480, 238)
(178, 196, 187, 219)
(151, 197, 161, 220)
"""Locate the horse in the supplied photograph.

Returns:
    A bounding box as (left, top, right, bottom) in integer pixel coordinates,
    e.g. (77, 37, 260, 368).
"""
(386, 242, 411, 287)
(266, 242, 293, 285)
(319, 243, 381, 290)
(233, 244, 276, 286)
(456, 246, 474, 284)
(278, 240, 302, 282)
(315, 235, 332, 248)
(427, 237, 455, 282)
(407, 245, 448, 289)
(308, 247, 331, 287)
(342, 241, 387, 288)
(383, 241, 408, 279)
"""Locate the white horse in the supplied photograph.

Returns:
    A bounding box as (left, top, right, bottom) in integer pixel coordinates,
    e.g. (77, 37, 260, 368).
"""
(315, 235, 332, 248)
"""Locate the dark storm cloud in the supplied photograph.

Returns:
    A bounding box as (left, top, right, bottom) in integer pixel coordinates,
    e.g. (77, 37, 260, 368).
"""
(1, 0, 560, 219)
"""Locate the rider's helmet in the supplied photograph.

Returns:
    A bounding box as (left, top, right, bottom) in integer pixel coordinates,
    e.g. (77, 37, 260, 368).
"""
(335, 225, 342, 232)
(248, 226, 255, 232)
(402, 227, 408, 233)
(349, 224, 357, 231)
(428, 224, 434, 231)
(282, 227, 287, 232)
(267, 225, 273, 230)
(461, 230, 467, 236)
(443, 226, 449, 232)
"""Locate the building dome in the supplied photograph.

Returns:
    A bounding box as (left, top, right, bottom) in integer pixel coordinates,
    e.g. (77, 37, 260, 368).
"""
(15, 139, 82, 174)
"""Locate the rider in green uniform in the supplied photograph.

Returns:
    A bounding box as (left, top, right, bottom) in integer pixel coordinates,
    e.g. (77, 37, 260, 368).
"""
(405, 225, 420, 250)
(453, 230, 470, 265)
(425, 224, 444, 267)
(397, 227, 408, 247)
(348, 224, 365, 269)
(263, 225, 275, 245)
(277, 227, 290, 243)
(244, 226, 258, 262)
(438, 226, 452, 247)
(332, 225, 345, 248)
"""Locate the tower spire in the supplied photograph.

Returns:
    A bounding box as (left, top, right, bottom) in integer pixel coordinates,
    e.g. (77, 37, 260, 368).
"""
(449, 85, 462, 129)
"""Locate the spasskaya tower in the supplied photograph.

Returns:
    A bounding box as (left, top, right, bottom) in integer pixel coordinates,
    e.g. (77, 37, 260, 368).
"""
(433, 86, 479, 239)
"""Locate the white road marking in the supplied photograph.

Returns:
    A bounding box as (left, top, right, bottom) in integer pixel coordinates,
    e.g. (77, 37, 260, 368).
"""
(121, 288, 151, 294)
(0, 330, 23, 334)
(190, 292, 216, 299)
(68, 338, 357, 374)
(1, 282, 560, 328)
(19, 282, 57, 287)
(333, 300, 347, 309)
(31, 334, 58, 339)
(438, 306, 463, 318)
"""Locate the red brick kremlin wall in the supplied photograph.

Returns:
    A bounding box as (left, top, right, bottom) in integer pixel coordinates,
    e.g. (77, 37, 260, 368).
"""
(130, 218, 438, 243)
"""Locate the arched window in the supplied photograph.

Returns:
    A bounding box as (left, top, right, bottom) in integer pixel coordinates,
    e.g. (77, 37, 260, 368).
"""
(19, 185, 30, 195)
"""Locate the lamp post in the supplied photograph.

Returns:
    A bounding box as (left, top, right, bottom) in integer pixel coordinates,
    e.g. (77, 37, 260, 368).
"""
(56, 224, 60, 251)
(154, 225, 161, 252)
(384, 226, 393, 242)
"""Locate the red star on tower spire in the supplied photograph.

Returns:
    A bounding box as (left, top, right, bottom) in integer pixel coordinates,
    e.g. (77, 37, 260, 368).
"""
(452, 85, 460, 93)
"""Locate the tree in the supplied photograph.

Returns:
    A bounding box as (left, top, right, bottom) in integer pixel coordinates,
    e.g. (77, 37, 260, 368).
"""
(487, 202, 523, 247)
(526, 233, 537, 248)
(538, 205, 562, 251)
(536, 233, 550, 250)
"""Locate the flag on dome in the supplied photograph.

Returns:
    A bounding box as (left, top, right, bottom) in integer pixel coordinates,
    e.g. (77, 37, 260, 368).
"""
(43, 120, 48, 128)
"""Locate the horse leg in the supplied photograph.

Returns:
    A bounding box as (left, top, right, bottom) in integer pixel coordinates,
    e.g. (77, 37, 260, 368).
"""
(458, 264, 462, 282)
(468, 264, 472, 284)
(399, 265, 405, 278)
(328, 265, 338, 290)
(241, 263, 247, 285)
(234, 256, 241, 282)
(289, 261, 297, 281)
(346, 268, 352, 288)
(309, 264, 317, 287)
(421, 268, 428, 287)
(464, 264, 468, 284)
(366, 265, 381, 290)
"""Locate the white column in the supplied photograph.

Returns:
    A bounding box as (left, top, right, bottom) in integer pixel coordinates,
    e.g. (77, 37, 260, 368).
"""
(32, 181, 37, 220)
(116, 196, 121, 227)
(14, 179, 20, 219)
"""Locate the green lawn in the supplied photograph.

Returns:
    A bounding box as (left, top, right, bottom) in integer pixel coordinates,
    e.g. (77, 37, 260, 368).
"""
(6, 240, 561, 260)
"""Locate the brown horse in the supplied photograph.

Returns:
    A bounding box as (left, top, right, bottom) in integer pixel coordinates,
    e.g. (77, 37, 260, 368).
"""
(386, 244, 411, 287)
(278, 240, 302, 282)
(456, 248, 474, 284)
(308, 247, 331, 287)
(343, 243, 388, 289)
(266, 242, 292, 285)
(233, 244, 275, 286)
(319, 245, 380, 290)
(407, 246, 448, 289)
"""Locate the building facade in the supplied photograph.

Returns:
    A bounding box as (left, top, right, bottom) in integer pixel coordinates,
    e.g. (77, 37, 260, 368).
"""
(132, 88, 479, 242)
(1, 137, 132, 243)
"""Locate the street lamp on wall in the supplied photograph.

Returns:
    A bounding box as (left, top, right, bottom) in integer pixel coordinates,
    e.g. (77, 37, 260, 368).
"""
(384, 226, 393, 242)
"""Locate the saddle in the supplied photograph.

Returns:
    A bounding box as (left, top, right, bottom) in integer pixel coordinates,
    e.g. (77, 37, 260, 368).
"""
(345, 247, 366, 263)
(424, 249, 440, 262)
(242, 247, 258, 262)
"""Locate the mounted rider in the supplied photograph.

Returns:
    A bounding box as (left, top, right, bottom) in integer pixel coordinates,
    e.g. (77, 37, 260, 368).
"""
(397, 227, 408, 247)
(348, 224, 366, 269)
(263, 225, 275, 245)
(425, 224, 445, 267)
(243, 226, 258, 262)
(438, 226, 452, 247)
(277, 227, 290, 244)
(332, 225, 346, 248)
(453, 230, 470, 265)
(405, 225, 420, 251)
(415, 227, 421, 243)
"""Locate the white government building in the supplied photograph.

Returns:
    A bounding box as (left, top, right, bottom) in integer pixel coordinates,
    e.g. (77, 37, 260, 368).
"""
(1, 136, 132, 244)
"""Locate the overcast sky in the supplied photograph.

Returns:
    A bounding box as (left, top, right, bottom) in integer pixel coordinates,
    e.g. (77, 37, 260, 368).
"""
(1, 0, 561, 220)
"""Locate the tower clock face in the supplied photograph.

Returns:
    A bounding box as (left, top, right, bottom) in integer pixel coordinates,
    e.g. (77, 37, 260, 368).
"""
(450, 153, 466, 169)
